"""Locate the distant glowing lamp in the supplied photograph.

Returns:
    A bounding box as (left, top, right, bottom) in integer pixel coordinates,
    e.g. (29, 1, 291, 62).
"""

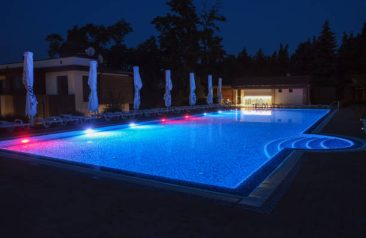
(184, 115, 190, 119)
(203, 112, 207, 116)
(161, 118, 167, 123)
(218, 110, 222, 113)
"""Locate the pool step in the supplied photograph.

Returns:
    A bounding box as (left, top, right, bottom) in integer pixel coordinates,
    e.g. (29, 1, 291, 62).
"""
(264, 135, 354, 158)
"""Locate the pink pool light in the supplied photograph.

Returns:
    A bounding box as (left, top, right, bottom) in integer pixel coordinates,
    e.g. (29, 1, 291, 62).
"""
(21, 139, 30, 144)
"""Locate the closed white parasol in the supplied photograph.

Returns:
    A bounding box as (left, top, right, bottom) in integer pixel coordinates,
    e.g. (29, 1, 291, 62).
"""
(189, 73, 196, 106)
(88, 60, 99, 113)
(218, 77, 223, 104)
(164, 69, 173, 107)
(133, 66, 143, 110)
(207, 74, 213, 105)
(22, 52, 38, 123)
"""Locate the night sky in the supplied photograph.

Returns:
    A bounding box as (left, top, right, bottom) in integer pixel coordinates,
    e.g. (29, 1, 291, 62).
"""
(1, 0, 365, 64)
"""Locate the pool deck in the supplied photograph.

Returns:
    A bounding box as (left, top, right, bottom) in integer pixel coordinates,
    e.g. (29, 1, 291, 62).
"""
(0, 105, 366, 237)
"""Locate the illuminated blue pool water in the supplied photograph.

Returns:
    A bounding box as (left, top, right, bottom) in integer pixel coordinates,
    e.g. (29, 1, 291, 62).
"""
(0, 109, 355, 192)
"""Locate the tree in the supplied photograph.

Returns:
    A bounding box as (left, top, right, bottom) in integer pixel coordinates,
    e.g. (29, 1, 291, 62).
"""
(236, 48, 252, 76)
(45, 34, 64, 58)
(198, 0, 226, 75)
(131, 37, 164, 107)
(313, 20, 337, 79)
(337, 33, 355, 79)
(338, 23, 366, 86)
(354, 23, 366, 75)
(277, 44, 290, 74)
(45, 19, 132, 65)
(152, 0, 201, 103)
(291, 38, 317, 75)
(153, 0, 200, 70)
(253, 48, 268, 75)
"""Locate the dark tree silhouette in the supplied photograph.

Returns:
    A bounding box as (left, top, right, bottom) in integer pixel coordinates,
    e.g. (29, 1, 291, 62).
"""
(199, 0, 226, 76)
(45, 7, 366, 105)
(291, 38, 318, 75)
(277, 44, 290, 74)
(152, 0, 202, 104)
(313, 20, 337, 80)
(45, 19, 132, 63)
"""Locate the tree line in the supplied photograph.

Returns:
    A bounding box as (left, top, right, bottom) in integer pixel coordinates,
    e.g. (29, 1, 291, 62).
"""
(46, 0, 366, 107)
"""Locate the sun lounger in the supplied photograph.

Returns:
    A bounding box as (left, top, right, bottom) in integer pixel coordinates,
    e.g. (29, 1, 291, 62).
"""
(102, 112, 122, 121)
(60, 114, 82, 124)
(80, 115, 98, 123)
(14, 119, 31, 128)
(0, 119, 30, 132)
(42, 116, 66, 128)
(0, 121, 17, 132)
(142, 109, 159, 117)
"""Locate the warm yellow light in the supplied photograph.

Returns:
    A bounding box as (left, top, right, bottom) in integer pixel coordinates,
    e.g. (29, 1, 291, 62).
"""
(243, 96, 272, 106)
(241, 109, 272, 116)
(244, 96, 272, 100)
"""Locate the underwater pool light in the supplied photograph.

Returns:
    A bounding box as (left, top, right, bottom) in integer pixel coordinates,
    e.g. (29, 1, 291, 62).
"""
(85, 128, 96, 135)
(218, 110, 222, 113)
(129, 122, 137, 127)
(21, 139, 30, 144)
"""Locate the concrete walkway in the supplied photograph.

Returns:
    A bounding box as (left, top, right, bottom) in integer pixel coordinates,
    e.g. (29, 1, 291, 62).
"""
(0, 106, 365, 238)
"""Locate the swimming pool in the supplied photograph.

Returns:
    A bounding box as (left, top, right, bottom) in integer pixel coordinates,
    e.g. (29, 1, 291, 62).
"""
(0, 109, 355, 196)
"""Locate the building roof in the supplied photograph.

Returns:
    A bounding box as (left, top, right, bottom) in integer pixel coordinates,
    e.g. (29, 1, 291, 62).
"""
(0, 56, 93, 70)
(0, 56, 131, 76)
(232, 75, 310, 88)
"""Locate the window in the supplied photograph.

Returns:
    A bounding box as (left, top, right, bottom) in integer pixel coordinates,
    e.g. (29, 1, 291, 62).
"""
(13, 76, 23, 92)
(0, 79, 3, 94)
(57, 76, 68, 95)
(82, 76, 90, 102)
(289, 88, 293, 93)
(278, 89, 282, 93)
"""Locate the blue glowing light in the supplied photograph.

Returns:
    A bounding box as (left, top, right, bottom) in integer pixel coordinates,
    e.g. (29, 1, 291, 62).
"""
(85, 128, 96, 135)
(203, 112, 207, 116)
(129, 122, 137, 127)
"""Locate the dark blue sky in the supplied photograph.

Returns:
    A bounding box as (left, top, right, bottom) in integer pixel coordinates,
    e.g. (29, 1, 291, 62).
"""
(1, 0, 365, 64)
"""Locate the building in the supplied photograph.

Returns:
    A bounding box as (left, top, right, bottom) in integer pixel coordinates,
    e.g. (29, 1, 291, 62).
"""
(220, 75, 311, 106)
(0, 57, 133, 118)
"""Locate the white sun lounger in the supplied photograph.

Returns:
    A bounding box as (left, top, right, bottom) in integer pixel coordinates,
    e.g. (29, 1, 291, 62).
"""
(0, 121, 17, 132)
(102, 112, 122, 121)
(42, 116, 66, 128)
(60, 114, 82, 124)
(0, 119, 30, 132)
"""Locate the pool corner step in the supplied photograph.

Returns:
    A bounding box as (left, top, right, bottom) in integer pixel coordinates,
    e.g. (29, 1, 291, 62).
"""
(238, 150, 304, 209)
